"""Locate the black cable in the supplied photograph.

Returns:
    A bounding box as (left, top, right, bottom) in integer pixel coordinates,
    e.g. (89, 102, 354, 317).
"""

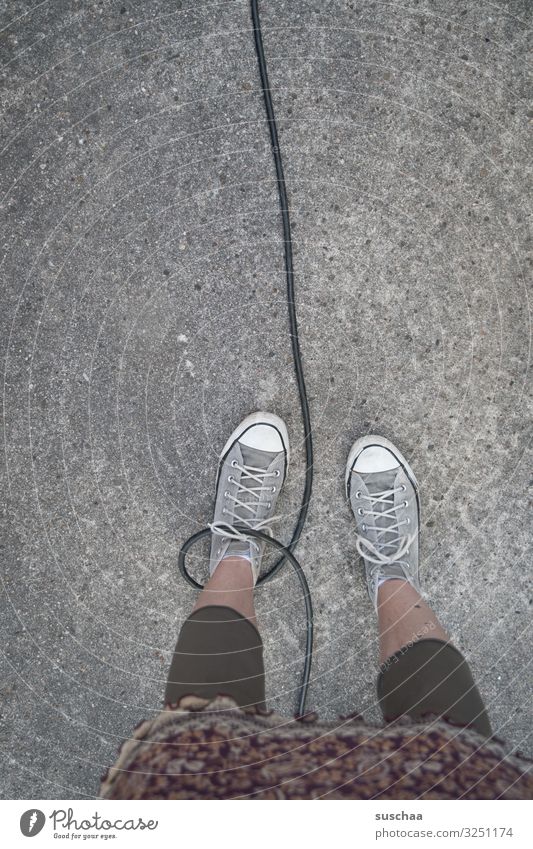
(249, 0, 314, 569)
(178, 0, 314, 716)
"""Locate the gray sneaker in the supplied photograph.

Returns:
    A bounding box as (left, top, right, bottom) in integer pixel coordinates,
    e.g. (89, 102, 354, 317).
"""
(345, 435, 420, 609)
(209, 411, 289, 584)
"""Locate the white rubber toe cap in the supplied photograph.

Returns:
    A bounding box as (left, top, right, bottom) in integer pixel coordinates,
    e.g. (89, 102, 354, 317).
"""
(352, 444, 400, 473)
(220, 411, 290, 464)
(239, 423, 284, 453)
(345, 435, 418, 495)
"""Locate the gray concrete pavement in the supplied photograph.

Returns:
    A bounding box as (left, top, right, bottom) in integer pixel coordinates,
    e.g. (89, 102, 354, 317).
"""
(0, 0, 531, 798)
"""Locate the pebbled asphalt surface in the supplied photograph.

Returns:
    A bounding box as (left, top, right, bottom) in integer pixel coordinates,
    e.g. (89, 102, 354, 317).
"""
(0, 0, 531, 798)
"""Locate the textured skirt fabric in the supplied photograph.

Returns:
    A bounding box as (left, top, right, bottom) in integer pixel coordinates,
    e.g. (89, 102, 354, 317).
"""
(99, 696, 532, 800)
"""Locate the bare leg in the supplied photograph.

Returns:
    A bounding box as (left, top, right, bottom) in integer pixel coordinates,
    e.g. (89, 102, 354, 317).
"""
(378, 579, 449, 665)
(192, 556, 256, 626)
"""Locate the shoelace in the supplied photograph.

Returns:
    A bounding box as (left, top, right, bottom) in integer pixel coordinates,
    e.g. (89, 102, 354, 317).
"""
(355, 485, 417, 567)
(209, 461, 280, 556)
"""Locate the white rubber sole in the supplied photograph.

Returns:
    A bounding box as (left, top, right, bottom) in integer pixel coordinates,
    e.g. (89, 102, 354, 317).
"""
(345, 433, 418, 498)
(219, 410, 290, 471)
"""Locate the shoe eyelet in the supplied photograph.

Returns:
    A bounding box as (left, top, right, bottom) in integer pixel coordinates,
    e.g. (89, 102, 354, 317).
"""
(273, 469, 280, 477)
(401, 484, 406, 492)
(405, 517, 410, 525)
(357, 507, 364, 516)
(228, 475, 235, 484)
(224, 490, 230, 497)
(361, 523, 367, 531)
(266, 502, 271, 509)
(271, 486, 276, 493)
(355, 490, 361, 499)
(403, 500, 409, 507)
(231, 459, 238, 468)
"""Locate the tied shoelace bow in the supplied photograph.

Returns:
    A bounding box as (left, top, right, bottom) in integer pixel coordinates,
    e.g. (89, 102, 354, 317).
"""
(208, 460, 281, 556)
(355, 484, 417, 569)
